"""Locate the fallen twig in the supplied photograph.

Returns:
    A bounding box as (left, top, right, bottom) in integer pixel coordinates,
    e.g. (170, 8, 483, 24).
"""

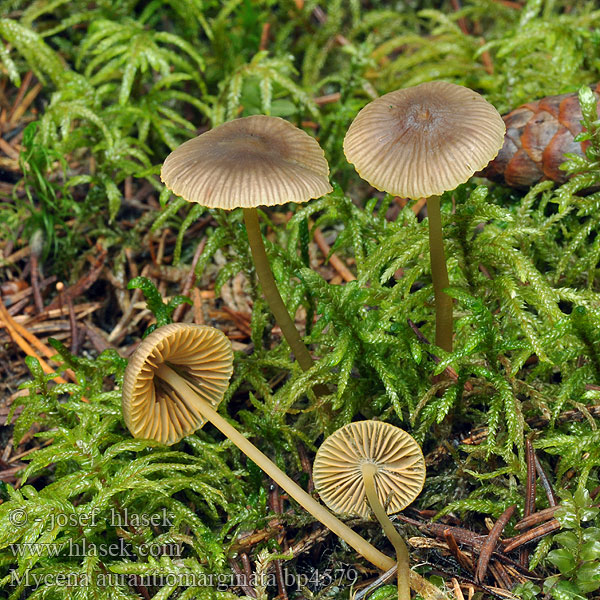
(521, 439, 536, 567)
(313, 227, 356, 282)
(502, 519, 561, 553)
(475, 505, 516, 584)
(172, 237, 206, 322)
(534, 455, 558, 506)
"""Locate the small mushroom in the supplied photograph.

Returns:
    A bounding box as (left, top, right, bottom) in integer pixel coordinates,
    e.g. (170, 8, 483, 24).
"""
(122, 323, 394, 572)
(161, 115, 332, 381)
(122, 323, 233, 445)
(313, 421, 426, 600)
(343, 81, 505, 352)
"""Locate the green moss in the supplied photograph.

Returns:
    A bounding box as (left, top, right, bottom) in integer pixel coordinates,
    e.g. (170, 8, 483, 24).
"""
(1, 1, 600, 598)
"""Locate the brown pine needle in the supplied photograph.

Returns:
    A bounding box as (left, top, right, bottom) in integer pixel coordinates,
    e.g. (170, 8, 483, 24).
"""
(0, 300, 69, 384)
(475, 504, 516, 583)
(313, 227, 356, 282)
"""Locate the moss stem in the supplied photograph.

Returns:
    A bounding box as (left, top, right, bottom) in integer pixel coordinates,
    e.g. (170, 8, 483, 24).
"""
(156, 363, 394, 572)
(362, 463, 411, 600)
(426, 195, 453, 353)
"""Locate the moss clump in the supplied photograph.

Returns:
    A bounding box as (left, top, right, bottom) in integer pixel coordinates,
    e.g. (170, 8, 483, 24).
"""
(1, 1, 600, 599)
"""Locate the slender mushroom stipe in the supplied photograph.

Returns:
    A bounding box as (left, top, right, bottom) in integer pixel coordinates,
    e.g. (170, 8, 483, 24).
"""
(343, 81, 505, 352)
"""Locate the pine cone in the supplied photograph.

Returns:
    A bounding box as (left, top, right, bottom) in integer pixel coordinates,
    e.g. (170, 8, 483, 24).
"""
(480, 83, 600, 188)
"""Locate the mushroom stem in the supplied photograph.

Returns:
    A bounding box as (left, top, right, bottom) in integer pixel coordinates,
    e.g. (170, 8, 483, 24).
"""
(426, 195, 453, 353)
(156, 363, 394, 572)
(243, 207, 327, 393)
(362, 463, 411, 600)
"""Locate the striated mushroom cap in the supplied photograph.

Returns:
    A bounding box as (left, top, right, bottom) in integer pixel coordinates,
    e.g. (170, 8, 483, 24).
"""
(343, 81, 506, 199)
(122, 323, 234, 445)
(313, 420, 426, 518)
(161, 115, 332, 210)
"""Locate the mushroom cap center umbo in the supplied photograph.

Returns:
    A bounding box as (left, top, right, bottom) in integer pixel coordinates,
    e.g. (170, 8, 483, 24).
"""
(160, 114, 332, 210)
(211, 130, 287, 163)
(343, 81, 506, 199)
(122, 323, 234, 446)
(398, 101, 454, 139)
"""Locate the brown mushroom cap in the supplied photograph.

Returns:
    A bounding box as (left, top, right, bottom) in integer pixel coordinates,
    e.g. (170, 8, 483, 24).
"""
(160, 115, 332, 210)
(343, 81, 506, 199)
(313, 421, 426, 518)
(122, 323, 234, 445)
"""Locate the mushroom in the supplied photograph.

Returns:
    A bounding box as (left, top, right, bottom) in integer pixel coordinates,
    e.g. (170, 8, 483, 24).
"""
(122, 323, 234, 445)
(122, 323, 394, 572)
(313, 420, 426, 600)
(343, 81, 505, 352)
(161, 115, 332, 380)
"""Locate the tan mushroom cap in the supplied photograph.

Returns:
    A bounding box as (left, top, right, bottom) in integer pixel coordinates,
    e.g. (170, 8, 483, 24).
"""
(122, 323, 234, 445)
(313, 421, 426, 518)
(161, 115, 332, 210)
(343, 81, 506, 199)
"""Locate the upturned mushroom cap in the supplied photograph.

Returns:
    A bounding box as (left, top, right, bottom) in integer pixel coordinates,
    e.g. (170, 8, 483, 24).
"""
(122, 323, 234, 445)
(343, 81, 506, 199)
(161, 115, 332, 210)
(313, 421, 426, 518)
